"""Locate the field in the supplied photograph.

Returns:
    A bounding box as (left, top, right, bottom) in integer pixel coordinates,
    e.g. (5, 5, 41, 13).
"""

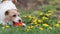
(0, 5, 60, 34)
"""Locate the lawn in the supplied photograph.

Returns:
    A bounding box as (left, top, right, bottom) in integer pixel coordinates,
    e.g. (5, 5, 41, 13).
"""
(0, 5, 60, 34)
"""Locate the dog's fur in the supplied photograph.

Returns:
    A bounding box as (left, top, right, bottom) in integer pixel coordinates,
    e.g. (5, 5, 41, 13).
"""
(0, 0, 26, 26)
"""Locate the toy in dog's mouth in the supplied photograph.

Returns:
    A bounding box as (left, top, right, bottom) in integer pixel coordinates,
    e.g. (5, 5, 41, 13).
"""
(13, 21, 23, 26)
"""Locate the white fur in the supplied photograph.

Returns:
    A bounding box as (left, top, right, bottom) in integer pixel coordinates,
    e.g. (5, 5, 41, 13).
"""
(0, 1, 17, 25)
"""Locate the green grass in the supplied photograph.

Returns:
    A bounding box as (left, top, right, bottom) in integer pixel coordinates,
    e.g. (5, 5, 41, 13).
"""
(0, 26, 60, 34)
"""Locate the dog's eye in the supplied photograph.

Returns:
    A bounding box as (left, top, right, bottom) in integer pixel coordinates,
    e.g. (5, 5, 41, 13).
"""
(13, 15, 16, 17)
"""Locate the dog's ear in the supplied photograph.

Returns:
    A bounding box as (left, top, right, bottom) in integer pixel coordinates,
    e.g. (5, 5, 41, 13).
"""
(1, 0, 5, 2)
(12, 0, 17, 4)
(5, 10, 9, 15)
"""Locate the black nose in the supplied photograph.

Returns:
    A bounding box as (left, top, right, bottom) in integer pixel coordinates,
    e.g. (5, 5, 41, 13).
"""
(13, 21, 15, 24)
(18, 20, 21, 22)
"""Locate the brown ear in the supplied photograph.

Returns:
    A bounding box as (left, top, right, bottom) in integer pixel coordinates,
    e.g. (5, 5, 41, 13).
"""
(12, 0, 17, 4)
(5, 10, 9, 15)
(1, 0, 5, 2)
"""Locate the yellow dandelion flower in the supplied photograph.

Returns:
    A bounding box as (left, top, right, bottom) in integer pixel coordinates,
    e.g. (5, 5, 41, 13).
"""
(39, 27, 43, 30)
(38, 20, 42, 23)
(27, 26, 31, 29)
(33, 20, 36, 22)
(28, 15, 33, 19)
(57, 20, 60, 24)
(30, 26, 33, 28)
(46, 13, 51, 16)
(42, 16, 48, 20)
(27, 29, 30, 31)
(49, 27, 52, 30)
(31, 22, 37, 24)
(5, 25, 10, 28)
(33, 19, 37, 23)
(54, 24, 60, 27)
(48, 10, 53, 13)
(34, 22, 38, 24)
(27, 26, 33, 29)
(32, 22, 37, 24)
(39, 12, 43, 15)
(43, 23, 49, 27)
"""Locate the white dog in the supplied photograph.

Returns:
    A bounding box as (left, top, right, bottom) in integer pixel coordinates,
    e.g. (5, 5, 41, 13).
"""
(0, 0, 26, 26)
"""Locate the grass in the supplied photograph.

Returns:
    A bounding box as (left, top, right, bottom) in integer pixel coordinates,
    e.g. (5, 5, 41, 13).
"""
(0, 5, 60, 34)
(0, 26, 60, 34)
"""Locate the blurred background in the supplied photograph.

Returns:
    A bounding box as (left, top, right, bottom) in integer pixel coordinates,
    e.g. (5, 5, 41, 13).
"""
(16, 0, 60, 10)
(16, 0, 60, 20)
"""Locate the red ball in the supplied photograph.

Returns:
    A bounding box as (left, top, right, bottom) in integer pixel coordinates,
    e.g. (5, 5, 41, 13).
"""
(13, 22, 23, 26)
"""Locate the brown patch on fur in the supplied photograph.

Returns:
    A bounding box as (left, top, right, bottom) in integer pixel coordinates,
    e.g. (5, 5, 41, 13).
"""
(5, 10, 9, 15)
(12, 0, 17, 4)
(1, 0, 5, 2)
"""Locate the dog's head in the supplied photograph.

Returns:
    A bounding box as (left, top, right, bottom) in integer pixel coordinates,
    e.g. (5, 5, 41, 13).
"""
(1, 0, 26, 26)
(5, 9, 22, 23)
(4, 9, 26, 26)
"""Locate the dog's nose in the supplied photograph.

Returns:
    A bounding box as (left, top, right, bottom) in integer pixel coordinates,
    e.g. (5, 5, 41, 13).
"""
(18, 20, 21, 22)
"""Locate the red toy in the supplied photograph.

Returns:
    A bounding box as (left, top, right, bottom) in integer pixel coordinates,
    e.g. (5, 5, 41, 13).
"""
(13, 22, 23, 26)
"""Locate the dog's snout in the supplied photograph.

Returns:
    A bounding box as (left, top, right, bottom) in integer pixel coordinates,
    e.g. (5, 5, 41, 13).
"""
(18, 20, 21, 22)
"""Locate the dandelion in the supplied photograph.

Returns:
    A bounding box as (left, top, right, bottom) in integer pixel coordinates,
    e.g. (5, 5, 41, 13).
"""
(48, 27, 52, 30)
(38, 20, 42, 23)
(32, 19, 37, 23)
(27, 26, 31, 29)
(46, 13, 51, 16)
(54, 24, 60, 27)
(28, 15, 33, 19)
(33, 20, 36, 23)
(27, 26, 33, 29)
(32, 20, 36, 24)
(57, 20, 60, 24)
(39, 12, 43, 15)
(5, 25, 10, 28)
(26, 26, 33, 31)
(31, 22, 37, 24)
(34, 22, 38, 24)
(42, 16, 48, 20)
(27, 29, 30, 31)
(48, 10, 53, 13)
(43, 23, 49, 27)
(39, 27, 43, 30)
(30, 26, 33, 28)
(32, 21, 38, 24)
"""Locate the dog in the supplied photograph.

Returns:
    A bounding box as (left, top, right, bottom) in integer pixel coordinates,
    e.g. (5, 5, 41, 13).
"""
(0, 0, 26, 26)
